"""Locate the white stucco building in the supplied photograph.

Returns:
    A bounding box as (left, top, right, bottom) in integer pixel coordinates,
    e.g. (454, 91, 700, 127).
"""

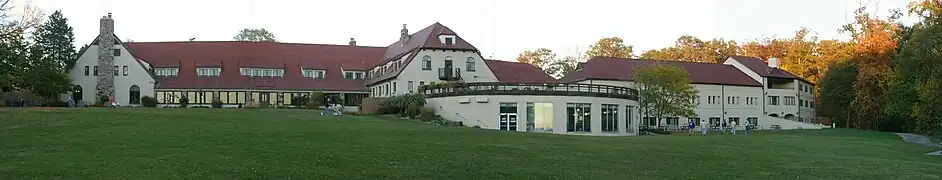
(65, 13, 819, 136)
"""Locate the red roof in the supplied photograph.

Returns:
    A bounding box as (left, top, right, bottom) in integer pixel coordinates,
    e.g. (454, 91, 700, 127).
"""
(559, 57, 762, 87)
(126, 41, 386, 92)
(366, 23, 479, 85)
(729, 56, 812, 84)
(484, 60, 556, 83)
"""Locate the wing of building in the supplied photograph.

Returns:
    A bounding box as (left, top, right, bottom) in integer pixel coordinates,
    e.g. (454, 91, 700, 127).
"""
(66, 13, 820, 136)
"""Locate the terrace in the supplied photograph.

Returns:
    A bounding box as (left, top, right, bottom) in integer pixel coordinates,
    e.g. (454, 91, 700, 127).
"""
(419, 82, 638, 100)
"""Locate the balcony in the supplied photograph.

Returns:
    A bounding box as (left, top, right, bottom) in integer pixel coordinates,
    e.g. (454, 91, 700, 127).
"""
(419, 82, 638, 100)
(438, 68, 462, 81)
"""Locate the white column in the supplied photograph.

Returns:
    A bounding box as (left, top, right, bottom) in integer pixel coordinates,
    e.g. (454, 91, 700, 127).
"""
(591, 103, 602, 134)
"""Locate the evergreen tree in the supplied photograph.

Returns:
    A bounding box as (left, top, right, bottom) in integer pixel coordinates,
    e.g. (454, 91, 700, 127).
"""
(23, 10, 73, 100)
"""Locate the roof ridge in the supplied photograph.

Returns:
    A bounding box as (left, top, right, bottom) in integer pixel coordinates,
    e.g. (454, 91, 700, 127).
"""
(127, 41, 388, 49)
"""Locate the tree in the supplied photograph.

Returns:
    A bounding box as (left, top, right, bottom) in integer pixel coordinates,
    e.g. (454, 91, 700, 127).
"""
(545, 56, 579, 78)
(819, 61, 858, 128)
(634, 63, 699, 124)
(886, 2, 942, 134)
(839, 6, 902, 130)
(515, 48, 555, 68)
(21, 10, 73, 101)
(233, 28, 277, 42)
(585, 37, 634, 59)
(640, 35, 737, 63)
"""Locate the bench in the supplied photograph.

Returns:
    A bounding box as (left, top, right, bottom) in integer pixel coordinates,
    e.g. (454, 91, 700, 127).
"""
(770, 125, 781, 130)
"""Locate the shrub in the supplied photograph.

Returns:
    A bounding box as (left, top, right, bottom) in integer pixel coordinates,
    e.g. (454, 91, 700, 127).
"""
(406, 105, 423, 119)
(418, 107, 437, 121)
(141, 96, 157, 107)
(211, 99, 223, 108)
(97, 95, 109, 106)
(309, 92, 326, 108)
(380, 94, 426, 115)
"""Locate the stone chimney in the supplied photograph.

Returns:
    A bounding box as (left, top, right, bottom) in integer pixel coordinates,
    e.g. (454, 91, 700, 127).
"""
(349, 38, 357, 46)
(768, 57, 779, 68)
(96, 13, 116, 99)
(399, 24, 409, 43)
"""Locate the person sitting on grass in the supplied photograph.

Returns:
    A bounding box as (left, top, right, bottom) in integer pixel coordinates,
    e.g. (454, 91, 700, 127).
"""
(687, 120, 696, 136)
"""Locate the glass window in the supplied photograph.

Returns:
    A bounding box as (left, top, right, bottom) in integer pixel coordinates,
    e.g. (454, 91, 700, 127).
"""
(566, 103, 591, 132)
(84, 66, 89, 76)
(113, 49, 121, 56)
(466, 57, 475, 72)
(408, 81, 414, 93)
(709, 117, 721, 128)
(768, 96, 779, 105)
(499, 103, 518, 131)
(93, 66, 98, 75)
(113, 66, 119, 76)
(747, 117, 758, 127)
(602, 104, 618, 132)
(392, 82, 397, 94)
(422, 55, 431, 70)
(626, 105, 633, 130)
(345, 72, 353, 79)
(122, 66, 128, 76)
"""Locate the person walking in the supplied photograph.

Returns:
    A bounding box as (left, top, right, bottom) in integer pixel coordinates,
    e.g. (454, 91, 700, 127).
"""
(744, 120, 751, 135)
(730, 120, 738, 135)
(721, 119, 727, 135)
(700, 119, 708, 136)
(687, 120, 696, 136)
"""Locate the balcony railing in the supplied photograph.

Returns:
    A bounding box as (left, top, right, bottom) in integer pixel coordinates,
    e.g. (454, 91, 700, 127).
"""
(438, 67, 462, 80)
(419, 82, 638, 100)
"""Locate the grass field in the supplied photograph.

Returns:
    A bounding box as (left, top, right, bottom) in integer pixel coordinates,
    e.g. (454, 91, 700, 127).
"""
(1, 108, 939, 179)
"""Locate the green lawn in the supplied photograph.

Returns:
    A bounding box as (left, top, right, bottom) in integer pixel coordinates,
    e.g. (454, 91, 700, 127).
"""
(1, 108, 939, 180)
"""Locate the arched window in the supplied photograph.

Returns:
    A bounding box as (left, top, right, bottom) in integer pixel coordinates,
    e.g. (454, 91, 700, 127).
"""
(71, 85, 83, 102)
(466, 57, 475, 72)
(421, 55, 431, 70)
(444, 56, 453, 68)
(129, 85, 141, 104)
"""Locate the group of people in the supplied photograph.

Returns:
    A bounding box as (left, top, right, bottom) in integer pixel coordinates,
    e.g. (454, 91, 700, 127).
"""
(687, 119, 752, 136)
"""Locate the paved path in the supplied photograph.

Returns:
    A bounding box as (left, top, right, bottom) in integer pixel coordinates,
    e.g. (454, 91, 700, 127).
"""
(894, 133, 942, 156)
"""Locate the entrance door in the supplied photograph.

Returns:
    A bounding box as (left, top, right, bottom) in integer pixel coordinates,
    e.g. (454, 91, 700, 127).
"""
(499, 113, 518, 131)
(259, 93, 270, 107)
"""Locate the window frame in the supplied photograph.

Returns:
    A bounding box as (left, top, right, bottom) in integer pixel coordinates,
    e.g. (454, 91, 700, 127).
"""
(466, 57, 476, 72)
(421, 55, 432, 70)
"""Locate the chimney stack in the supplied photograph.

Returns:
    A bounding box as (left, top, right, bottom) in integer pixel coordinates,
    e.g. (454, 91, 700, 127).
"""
(349, 38, 357, 46)
(768, 58, 779, 68)
(399, 24, 409, 43)
(96, 13, 116, 98)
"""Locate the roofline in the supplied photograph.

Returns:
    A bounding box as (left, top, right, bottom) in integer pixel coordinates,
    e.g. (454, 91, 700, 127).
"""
(82, 33, 158, 80)
(364, 48, 481, 86)
(573, 77, 764, 87)
(126, 41, 388, 49)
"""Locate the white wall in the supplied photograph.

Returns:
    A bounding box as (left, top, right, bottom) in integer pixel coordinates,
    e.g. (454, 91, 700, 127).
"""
(369, 49, 498, 97)
(66, 44, 155, 105)
(426, 95, 640, 136)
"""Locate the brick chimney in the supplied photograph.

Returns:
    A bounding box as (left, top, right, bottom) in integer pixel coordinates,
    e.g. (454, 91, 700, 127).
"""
(399, 24, 409, 43)
(96, 13, 115, 99)
(768, 57, 779, 68)
(349, 38, 356, 46)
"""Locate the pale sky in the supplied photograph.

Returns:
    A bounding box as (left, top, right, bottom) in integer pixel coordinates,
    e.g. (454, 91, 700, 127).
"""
(18, 0, 913, 61)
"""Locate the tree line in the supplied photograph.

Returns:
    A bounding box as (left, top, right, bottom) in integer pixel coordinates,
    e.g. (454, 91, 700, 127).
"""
(515, 1, 942, 136)
(1, 1, 76, 103)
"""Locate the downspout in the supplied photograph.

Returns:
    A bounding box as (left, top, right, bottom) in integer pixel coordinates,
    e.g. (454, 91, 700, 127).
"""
(722, 85, 726, 122)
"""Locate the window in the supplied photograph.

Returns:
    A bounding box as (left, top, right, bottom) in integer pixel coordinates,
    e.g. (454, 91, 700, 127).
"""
(155, 68, 179, 76)
(747, 117, 758, 126)
(466, 57, 475, 72)
(566, 103, 591, 132)
(302, 69, 325, 79)
(689, 117, 702, 126)
(197, 68, 221, 76)
(242, 68, 284, 77)
(784, 96, 796, 106)
(709, 117, 721, 128)
(408, 81, 414, 93)
(799, 99, 804, 107)
(122, 66, 128, 76)
(666, 117, 679, 127)
(439, 35, 456, 45)
(643, 117, 657, 127)
(113, 49, 121, 56)
(93, 66, 98, 76)
(527, 103, 554, 132)
(499, 103, 518, 131)
(727, 96, 732, 104)
(385, 83, 390, 96)
(343, 71, 365, 80)
(626, 105, 634, 130)
(129, 85, 140, 104)
(355, 72, 363, 79)
(113, 66, 119, 76)
(84, 66, 89, 76)
(419, 81, 425, 87)
(421, 55, 431, 70)
(601, 104, 618, 132)
(729, 117, 740, 126)
(345, 72, 354, 79)
(392, 82, 397, 94)
(768, 96, 779, 105)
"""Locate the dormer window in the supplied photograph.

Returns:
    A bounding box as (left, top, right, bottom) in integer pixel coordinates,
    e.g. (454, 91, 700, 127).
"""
(155, 68, 178, 76)
(343, 71, 365, 80)
(303, 69, 326, 79)
(240, 68, 284, 77)
(197, 68, 221, 76)
(438, 35, 456, 46)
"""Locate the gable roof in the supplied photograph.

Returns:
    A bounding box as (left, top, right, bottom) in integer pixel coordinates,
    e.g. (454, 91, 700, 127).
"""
(728, 55, 812, 84)
(559, 57, 762, 87)
(484, 60, 556, 83)
(124, 41, 387, 92)
(79, 34, 158, 80)
(365, 23, 479, 85)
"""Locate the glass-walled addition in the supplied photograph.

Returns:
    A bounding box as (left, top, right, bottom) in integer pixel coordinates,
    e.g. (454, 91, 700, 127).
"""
(601, 104, 618, 132)
(626, 105, 634, 132)
(567, 103, 591, 132)
(526, 103, 554, 132)
(155, 90, 367, 107)
(499, 103, 518, 131)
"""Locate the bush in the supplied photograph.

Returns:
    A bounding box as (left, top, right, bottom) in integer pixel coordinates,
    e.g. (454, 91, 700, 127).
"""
(211, 99, 223, 108)
(309, 92, 326, 108)
(380, 94, 426, 115)
(42, 100, 68, 107)
(141, 96, 157, 107)
(97, 95, 109, 106)
(418, 107, 437, 121)
(405, 105, 423, 119)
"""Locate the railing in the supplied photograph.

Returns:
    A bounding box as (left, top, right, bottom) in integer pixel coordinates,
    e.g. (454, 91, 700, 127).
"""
(420, 82, 638, 100)
(438, 68, 461, 80)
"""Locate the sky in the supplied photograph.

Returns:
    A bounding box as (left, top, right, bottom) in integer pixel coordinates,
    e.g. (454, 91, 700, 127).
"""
(14, 0, 914, 61)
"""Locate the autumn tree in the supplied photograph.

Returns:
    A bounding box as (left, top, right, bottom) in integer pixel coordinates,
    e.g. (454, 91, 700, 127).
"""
(585, 37, 634, 59)
(516, 48, 580, 78)
(886, 1, 942, 134)
(515, 48, 555, 69)
(634, 63, 699, 125)
(640, 35, 737, 63)
(233, 28, 277, 42)
(840, 6, 902, 130)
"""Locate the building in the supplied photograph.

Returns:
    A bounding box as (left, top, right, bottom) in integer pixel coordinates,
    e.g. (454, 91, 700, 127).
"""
(66, 14, 820, 136)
